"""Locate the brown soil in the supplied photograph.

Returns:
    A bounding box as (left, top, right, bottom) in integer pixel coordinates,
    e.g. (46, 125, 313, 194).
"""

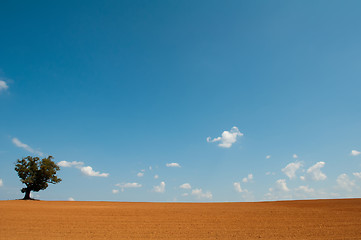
(1, 198, 361, 239)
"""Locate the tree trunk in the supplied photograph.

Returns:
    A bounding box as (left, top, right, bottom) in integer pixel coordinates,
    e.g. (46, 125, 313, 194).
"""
(23, 189, 31, 200)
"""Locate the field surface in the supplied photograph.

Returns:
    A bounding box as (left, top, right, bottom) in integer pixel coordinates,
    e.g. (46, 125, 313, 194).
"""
(1, 198, 361, 239)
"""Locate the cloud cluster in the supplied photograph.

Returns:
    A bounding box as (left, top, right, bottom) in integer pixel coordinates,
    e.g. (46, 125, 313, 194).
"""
(58, 161, 84, 167)
(242, 173, 253, 183)
(336, 174, 355, 192)
(116, 182, 142, 192)
(80, 166, 109, 177)
(191, 188, 212, 199)
(306, 162, 327, 181)
(351, 150, 361, 156)
(12, 137, 44, 156)
(153, 181, 166, 193)
(57, 160, 109, 178)
(353, 172, 361, 179)
(282, 162, 302, 179)
(207, 126, 243, 148)
(233, 182, 245, 193)
(166, 163, 181, 168)
(0, 80, 8, 92)
(179, 183, 191, 189)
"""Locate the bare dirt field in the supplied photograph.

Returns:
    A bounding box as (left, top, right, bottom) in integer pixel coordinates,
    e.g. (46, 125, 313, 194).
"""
(1, 198, 361, 239)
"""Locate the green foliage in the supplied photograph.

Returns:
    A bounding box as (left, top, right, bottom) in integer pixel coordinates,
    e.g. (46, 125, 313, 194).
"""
(15, 156, 62, 197)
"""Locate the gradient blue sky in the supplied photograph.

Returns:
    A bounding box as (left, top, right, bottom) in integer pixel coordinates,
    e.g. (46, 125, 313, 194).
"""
(1, 0, 361, 202)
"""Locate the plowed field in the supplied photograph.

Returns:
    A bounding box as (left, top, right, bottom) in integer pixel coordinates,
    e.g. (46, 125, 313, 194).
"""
(1, 198, 361, 239)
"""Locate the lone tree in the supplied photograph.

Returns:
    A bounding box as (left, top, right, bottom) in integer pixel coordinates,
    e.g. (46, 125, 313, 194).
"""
(15, 156, 62, 200)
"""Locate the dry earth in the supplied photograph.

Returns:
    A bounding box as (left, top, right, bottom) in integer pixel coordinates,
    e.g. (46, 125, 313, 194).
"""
(1, 198, 361, 239)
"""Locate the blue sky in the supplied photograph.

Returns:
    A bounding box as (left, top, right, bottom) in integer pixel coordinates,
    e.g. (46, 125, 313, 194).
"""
(1, 0, 361, 202)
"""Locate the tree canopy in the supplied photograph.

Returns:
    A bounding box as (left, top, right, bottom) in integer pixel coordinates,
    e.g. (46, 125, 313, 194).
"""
(15, 156, 62, 200)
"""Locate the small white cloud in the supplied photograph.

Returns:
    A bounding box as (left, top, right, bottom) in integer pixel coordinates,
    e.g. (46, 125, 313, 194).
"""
(181, 193, 189, 197)
(300, 176, 305, 181)
(179, 183, 191, 189)
(265, 171, 275, 176)
(0, 178, 3, 187)
(57, 161, 84, 167)
(275, 179, 289, 192)
(116, 182, 142, 192)
(137, 172, 144, 177)
(154, 174, 159, 179)
(353, 172, 361, 179)
(306, 162, 327, 181)
(153, 181, 166, 193)
(282, 162, 302, 179)
(266, 155, 271, 159)
(166, 163, 181, 168)
(112, 189, 119, 194)
(80, 166, 109, 177)
(191, 188, 212, 199)
(0, 80, 9, 92)
(336, 174, 355, 192)
(351, 150, 361, 156)
(12, 137, 43, 156)
(68, 197, 75, 201)
(293, 154, 298, 159)
(242, 173, 253, 183)
(296, 185, 314, 193)
(207, 126, 243, 148)
(233, 182, 245, 193)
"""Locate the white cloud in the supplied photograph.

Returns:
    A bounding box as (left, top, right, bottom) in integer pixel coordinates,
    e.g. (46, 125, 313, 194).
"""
(265, 171, 275, 176)
(179, 183, 191, 189)
(137, 172, 144, 177)
(0, 178, 3, 187)
(306, 162, 327, 181)
(12, 137, 44, 156)
(336, 174, 355, 192)
(242, 173, 253, 183)
(293, 154, 298, 159)
(154, 174, 159, 179)
(68, 197, 75, 201)
(296, 185, 315, 193)
(275, 179, 289, 192)
(116, 182, 142, 192)
(0, 80, 8, 92)
(181, 193, 189, 197)
(166, 163, 181, 168)
(191, 188, 213, 199)
(266, 155, 271, 159)
(80, 166, 109, 177)
(351, 150, 361, 156)
(57, 161, 84, 167)
(353, 172, 361, 179)
(282, 162, 302, 179)
(112, 189, 119, 194)
(153, 181, 166, 193)
(300, 176, 305, 181)
(207, 126, 243, 148)
(233, 182, 246, 193)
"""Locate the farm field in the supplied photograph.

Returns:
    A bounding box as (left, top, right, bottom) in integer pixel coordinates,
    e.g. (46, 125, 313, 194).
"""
(1, 198, 361, 239)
